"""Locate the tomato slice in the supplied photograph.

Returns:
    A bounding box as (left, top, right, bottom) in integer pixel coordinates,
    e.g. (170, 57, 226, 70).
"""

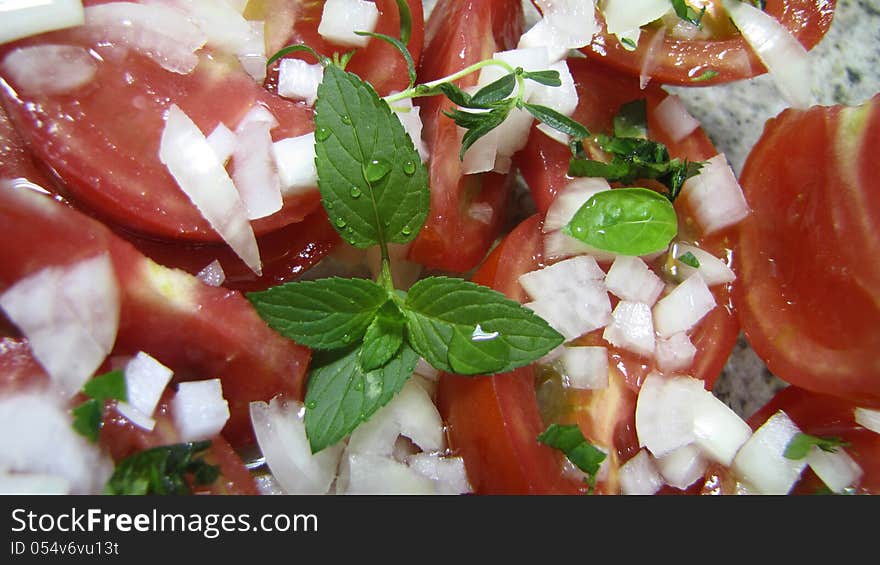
(516, 58, 739, 392)
(0, 184, 310, 447)
(734, 95, 880, 407)
(580, 0, 836, 86)
(0, 337, 50, 394)
(406, 0, 524, 272)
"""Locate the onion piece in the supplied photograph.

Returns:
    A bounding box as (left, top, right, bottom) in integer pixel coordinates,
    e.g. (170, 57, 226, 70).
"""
(673, 243, 736, 286)
(318, 0, 379, 48)
(277, 58, 324, 106)
(84, 2, 207, 75)
(722, 0, 813, 109)
(232, 119, 283, 220)
(558, 346, 608, 390)
(0, 254, 119, 399)
(344, 453, 436, 494)
(652, 273, 716, 338)
(206, 123, 237, 165)
(635, 372, 704, 457)
(806, 446, 863, 493)
(602, 0, 670, 40)
(116, 351, 173, 432)
(157, 0, 254, 57)
(1, 45, 97, 97)
(0, 391, 112, 494)
(731, 410, 807, 495)
(854, 407, 880, 435)
(0, 0, 84, 45)
(390, 97, 429, 162)
(195, 259, 226, 287)
(654, 444, 707, 491)
(653, 94, 700, 143)
(461, 122, 498, 175)
(250, 397, 344, 494)
(544, 178, 611, 233)
(517, 19, 569, 63)
(525, 282, 611, 342)
(0, 472, 71, 495)
(519, 0, 597, 59)
(272, 133, 318, 195)
(519, 255, 605, 301)
(159, 104, 262, 275)
(171, 379, 230, 441)
(602, 301, 655, 358)
(638, 27, 666, 89)
(406, 453, 473, 495)
(692, 388, 752, 466)
(680, 154, 750, 235)
(237, 20, 267, 82)
(604, 255, 665, 306)
(619, 449, 665, 495)
(654, 332, 697, 373)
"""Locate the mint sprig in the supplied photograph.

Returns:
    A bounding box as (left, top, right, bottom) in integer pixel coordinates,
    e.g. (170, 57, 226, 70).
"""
(104, 441, 219, 495)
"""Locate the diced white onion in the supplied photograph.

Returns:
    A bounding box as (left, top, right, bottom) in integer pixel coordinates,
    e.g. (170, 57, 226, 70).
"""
(528, 60, 578, 115)
(343, 453, 436, 494)
(414, 358, 440, 382)
(654, 94, 700, 143)
(731, 410, 807, 495)
(84, 2, 207, 75)
(1, 45, 96, 97)
(680, 153, 750, 235)
(0, 0, 84, 45)
(272, 133, 318, 195)
(722, 0, 813, 109)
(0, 391, 112, 494)
(171, 378, 230, 441)
(233, 119, 283, 220)
(519, 255, 605, 301)
(602, 0, 670, 39)
(391, 96, 430, 162)
(195, 259, 226, 287)
(543, 178, 611, 233)
(491, 108, 535, 173)
(519, 0, 597, 59)
(206, 123, 237, 165)
(692, 388, 753, 466)
(652, 273, 716, 338)
(115, 351, 173, 431)
(253, 472, 285, 496)
(619, 449, 665, 495)
(0, 472, 71, 495)
(159, 0, 256, 60)
(602, 300, 655, 358)
(635, 372, 704, 457)
(223, 0, 248, 13)
(517, 20, 570, 63)
(317, 0, 379, 48)
(673, 243, 736, 286)
(159, 104, 262, 275)
(0, 254, 119, 399)
(277, 58, 324, 106)
(525, 281, 611, 342)
(250, 397, 344, 494)
(654, 332, 697, 373)
(406, 453, 473, 495)
(543, 230, 599, 261)
(461, 122, 498, 175)
(235, 104, 279, 131)
(654, 444, 707, 491)
(238, 20, 268, 82)
(604, 255, 665, 306)
(558, 346, 608, 390)
(855, 407, 880, 435)
(806, 446, 863, 493)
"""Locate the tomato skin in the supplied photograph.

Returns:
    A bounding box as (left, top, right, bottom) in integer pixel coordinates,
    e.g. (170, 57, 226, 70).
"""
(0, 185, 310, 447)
(0, 337, 50, 394)
(406, 0, 524, 272)
(734, 95, 880, 406)
(580, 0, 836, 86)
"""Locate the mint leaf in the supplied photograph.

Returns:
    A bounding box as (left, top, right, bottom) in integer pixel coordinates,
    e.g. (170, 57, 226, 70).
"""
(104, 441, 219, 495)
(537, 424, 606, 491)
(613, 99, 647, 139)
(784, 433, 850, 460)
(72, 399, 103, 443)
(523, 103, 590, 139)
(305, 343, 418, 452)
(72, 369, 127, 443)
(247, 277, 389, 349)
(314, 65, 429, 248)
(359, 301, 405, 371)
(563, 188, 678, 256)
(82, 369, 126, 403)
(403, 277, 564, 375)
(522, 69, 562, 87)
(470, 73, 516, 106)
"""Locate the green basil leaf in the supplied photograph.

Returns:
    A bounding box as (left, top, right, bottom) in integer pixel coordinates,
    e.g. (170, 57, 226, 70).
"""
(784, 433, 850, 460)
(266, 44, 327, 68)
(314, 65, 430, 248)
(104, 441, 219, 495)
(403, 277, 564, 375)
(305, 343, 418, 453)
(563, 188, 678, 256)
(393, 0, 412, 44)
(354, 31, 416, 89)
(522, 69, 562, 87)
(470, 73, 516, 106)
(523, 103, 590, 140)
(613, 99, 648, 139)
(359, 301, 406, 371)
(247, 277, 389, 349)
(82, 369, 127, 403)
(72, 399, 103, 443)
(537, 423, 607, 476)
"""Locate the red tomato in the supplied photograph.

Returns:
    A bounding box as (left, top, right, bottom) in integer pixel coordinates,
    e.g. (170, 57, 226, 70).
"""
(262, 0, 425, 97)
(0, 337, 50, 394)
(406, 0, 524, 272)
(579, 0, 836, 86)
(516, 58, 739, 392)
(734, 95, 880, 407)
(0, 184, 310, 447)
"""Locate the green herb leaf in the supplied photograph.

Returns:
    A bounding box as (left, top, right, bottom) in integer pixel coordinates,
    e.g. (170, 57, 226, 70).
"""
(563, 188, 678, 256)
(613, 99, 648, 139)
(523, 103, 590, 140)
(677, 251, 701, 268)
(82, 369, 127, 403)
(691, 69, 719, 82)
(470, 73, 517, 106)
(671, 0, 706, 26)
(784, 433, 850, 460)
(354, 31, 416, 89)
(436, 82, 476, 108)
(104, 441, 219, 495)
(403, 277, 564, 375)
(393, 0, 413, 44)
(247, 277, 389, 350)
(314, 65, 430, 248)
(619, 37, 637, 50)
(266, 44, 327, 68)
(72, 369, 127, 443)
(567, 158, 632, 179)
(750, 0, 766, 9)
(305, 343, 418, 452)
(72, 399, 103, 443)
(457, 106, 511, 160)
(522, 69, 562, 87)
(537, 423, 606, 491)
(359, 301, 406, 371)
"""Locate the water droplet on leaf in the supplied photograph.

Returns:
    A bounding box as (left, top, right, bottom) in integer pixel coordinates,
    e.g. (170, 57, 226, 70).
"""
(364, 159, 391, 183)
(403, 160, 416, 175)
(315, 127, 330, 141)
(306, 400, 317, 409)
(335, 217, 347, 228)
(349, 186, 362, 198)
(341, 115, 352, 125)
